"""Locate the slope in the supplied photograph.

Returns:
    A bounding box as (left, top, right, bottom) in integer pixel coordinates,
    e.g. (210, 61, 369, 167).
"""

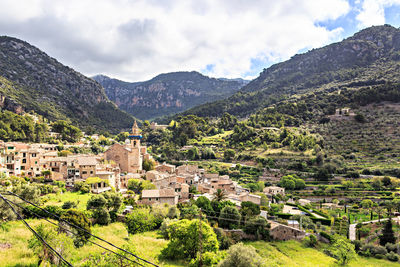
(93, 71, 247, 120)
(183, 25, 400, 118)
(0, 36, 134, 133)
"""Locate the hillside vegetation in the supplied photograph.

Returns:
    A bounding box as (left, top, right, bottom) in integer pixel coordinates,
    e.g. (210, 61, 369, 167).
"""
(94, 72, 247, 120)
(182, 25, 400, 118)
(0, 36, 134, 133)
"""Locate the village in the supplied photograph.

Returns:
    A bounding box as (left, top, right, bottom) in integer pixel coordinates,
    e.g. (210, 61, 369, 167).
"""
(0, 121, 314, 242)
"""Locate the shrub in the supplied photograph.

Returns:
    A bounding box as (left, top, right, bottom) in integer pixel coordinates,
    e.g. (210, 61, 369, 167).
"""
(304, 235, 317, 247)
(59, 209, 91, 248)
(188, 251, 225, 267)
(213, 227, 234, 250)
(243, 216, 270, 240)
(218, 243, 264, 267)
(219, 206, 241, 229)
(62, 201, 77, 210)
(386, 251, 399, 262)
(159, 218, 178, 239)
(92, 208, 111, 225)
(385, 243, 397, 253)
(161, 219, 218, 260)
(125, 208, 157, 234)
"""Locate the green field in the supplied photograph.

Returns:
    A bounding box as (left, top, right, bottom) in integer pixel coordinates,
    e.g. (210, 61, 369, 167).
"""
(0, 219, 398, 266)
(41, 192, 93, 210)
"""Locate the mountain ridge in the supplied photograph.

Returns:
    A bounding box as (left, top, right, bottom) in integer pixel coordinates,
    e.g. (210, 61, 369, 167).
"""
(93, 71, 248, 120)
(0, 35, 135, 133)
(180, 24, 400, 118)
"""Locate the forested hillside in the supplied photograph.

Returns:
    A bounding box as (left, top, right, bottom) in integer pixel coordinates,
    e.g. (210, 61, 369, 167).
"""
(0, 36, 135, 133)
(182, 25, 400, 118)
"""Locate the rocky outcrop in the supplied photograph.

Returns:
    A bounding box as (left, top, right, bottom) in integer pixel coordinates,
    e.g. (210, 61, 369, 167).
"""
(94, 72, 247, 120)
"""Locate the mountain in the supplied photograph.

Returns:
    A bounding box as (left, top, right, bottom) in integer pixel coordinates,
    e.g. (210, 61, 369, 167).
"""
(0, 36, 134, 133)
(182, 25, 400, 118)
(93, 71, 247, 120)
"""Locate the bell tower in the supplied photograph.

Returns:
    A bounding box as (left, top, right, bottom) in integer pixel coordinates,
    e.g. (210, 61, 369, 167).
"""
(129, 120, 142, 148)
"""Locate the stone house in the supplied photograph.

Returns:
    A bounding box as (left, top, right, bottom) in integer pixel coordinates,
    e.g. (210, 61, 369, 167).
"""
(141, 188, 179, 205)
(263, 186, 285, 196)
(269, 221, 305, 241)
(155, 162, 176, 174)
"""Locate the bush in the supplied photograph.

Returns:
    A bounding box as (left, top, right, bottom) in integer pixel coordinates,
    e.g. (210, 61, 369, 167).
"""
(219, 243, 264, 267)
(92, 208, 111, 225)
(386, 251, 399, 262)
(59, 209, 91, 248)
(62, 201, 77, 210)
(219, 206, 241, 229)
(385, 243, 397, 253)
(161, 219, 218, 260)
(304, 235, 317, 247)
(125, 208, 157, 234)
(213, 227, 234, 250)
(243, 216, 270, 240)
(188, 251, 225, 267)
(159, 218, 178, 239)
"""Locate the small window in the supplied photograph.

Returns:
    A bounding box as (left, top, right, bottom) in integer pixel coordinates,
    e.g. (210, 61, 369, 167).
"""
(82, 171, 87, 174)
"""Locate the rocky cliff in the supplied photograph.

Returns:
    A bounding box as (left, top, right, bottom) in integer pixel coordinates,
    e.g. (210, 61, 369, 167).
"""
(94, 71, 247, 120)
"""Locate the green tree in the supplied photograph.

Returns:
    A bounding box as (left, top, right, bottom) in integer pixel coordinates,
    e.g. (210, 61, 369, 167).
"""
(161, 219, 218, 260)
(125, 208, 157, 234)
(213, 189, 227, 202)
(243, 216, 270, 240)
(195, 196, 214, 216)
(379, 219, 396, 246)
(224, 149, 236, 161)
(143, 158, 156, 171)
(219, 206, 241, 229)
(219, 243, 264, 267)
(329, 235, 356, 265)
(188, 147, 200, 160)
(59, 209, 92, 248)
(28, 224, 73, 266)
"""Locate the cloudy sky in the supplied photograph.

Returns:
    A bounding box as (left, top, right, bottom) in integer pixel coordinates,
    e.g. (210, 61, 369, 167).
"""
(1, 0, 400, 82)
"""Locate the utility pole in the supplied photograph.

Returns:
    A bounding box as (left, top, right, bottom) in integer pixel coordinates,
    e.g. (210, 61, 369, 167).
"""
(199, 208, 203, 267)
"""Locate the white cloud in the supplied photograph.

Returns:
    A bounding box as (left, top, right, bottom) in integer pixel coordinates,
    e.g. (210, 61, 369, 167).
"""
(356, 0, 400, 28)
(0, 0, 350, 81)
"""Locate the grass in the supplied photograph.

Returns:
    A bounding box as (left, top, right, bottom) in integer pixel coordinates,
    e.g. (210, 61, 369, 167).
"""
(247, 240, 400, 267)
(0, 220, 185, 266)
(1, 219, 399, 266)
(41, 191, 93, 210)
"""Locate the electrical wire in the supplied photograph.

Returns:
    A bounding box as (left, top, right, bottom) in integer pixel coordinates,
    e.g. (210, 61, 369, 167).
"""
(4, 196, 144, 267)
(4, 191, 159, 267)
(0, 193, 73, 267)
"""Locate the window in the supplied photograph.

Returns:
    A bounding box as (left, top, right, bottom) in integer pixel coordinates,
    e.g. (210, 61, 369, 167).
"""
(23, 153, 26, 157)
(31, 153, 36, 157)
(22, 159, 26, 164)
(149, 198, 151, 201)
(82, 171, 87, 174)
(90, 171, 93, 174)
(21, 166, 25, 170)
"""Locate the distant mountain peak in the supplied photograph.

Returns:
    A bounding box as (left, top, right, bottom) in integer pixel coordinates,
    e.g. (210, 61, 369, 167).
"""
(93, 71, 247, 120)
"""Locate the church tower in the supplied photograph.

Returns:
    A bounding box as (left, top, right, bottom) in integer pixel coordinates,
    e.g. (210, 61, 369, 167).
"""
(129, 120, 142, 148)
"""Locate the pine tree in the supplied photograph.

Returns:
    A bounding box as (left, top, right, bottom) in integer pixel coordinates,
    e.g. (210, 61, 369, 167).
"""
(379, 219, 396, 246)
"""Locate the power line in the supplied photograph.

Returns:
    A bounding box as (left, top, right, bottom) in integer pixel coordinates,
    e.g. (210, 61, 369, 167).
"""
(0, 193, 73, 267)
(4, 191, 159, 267)
(4, 196, 144, 267)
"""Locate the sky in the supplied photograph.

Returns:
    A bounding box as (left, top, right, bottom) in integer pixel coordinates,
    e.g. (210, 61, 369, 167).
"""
(0, 0, 400, 82)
